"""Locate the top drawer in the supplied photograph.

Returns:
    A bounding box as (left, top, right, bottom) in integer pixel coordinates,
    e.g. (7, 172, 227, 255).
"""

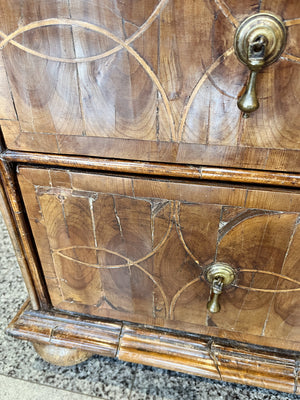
(0, 0, 299, 171)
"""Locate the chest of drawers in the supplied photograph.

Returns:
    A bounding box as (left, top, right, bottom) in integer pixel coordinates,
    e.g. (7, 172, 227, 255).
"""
(0, 0, 299, 394)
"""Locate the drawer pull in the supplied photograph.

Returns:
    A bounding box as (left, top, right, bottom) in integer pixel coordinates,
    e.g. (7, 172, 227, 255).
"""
(234, 13, 286, 117)
(205, 263, 236, 313)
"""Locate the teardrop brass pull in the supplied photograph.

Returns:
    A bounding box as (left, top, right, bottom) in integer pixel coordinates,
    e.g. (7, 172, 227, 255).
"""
(204, 263, 236, 313)
(207, 276, 224, 313)
(237, 35, 266, 115)
(234, 13, 287, 117)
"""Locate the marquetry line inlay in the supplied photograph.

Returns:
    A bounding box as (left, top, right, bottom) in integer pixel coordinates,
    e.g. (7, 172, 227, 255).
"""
(45, 195, 300, 320)
(0, 0, 299, 146)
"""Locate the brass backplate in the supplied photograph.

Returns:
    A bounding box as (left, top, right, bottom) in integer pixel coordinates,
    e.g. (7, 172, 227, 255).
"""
(204, 263, 236, 286)
(234, 12, 286, 68)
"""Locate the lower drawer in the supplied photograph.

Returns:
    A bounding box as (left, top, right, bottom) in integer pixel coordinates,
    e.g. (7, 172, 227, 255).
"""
(17, 166, 300, 351)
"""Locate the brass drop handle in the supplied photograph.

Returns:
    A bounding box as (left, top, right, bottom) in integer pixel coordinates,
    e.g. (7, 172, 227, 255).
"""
(237, 35, 267, 115)
(234, 13, 287, 117)
(204, 263, 236, 313)
(207, 276, 224, 313)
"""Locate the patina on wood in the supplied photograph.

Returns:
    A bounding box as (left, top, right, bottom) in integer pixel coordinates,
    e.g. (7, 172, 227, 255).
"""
(7, 300, 300, 393)
(0, 0, 299, 171)
(16, 166, 300, 352)
(0, 0, 299, 395)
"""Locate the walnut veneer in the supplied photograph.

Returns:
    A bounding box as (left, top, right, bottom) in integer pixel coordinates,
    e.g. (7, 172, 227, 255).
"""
(0, 0, 299, 394)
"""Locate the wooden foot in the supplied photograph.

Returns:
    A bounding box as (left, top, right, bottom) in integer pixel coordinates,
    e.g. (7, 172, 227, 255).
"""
(33, 343, 93, 366)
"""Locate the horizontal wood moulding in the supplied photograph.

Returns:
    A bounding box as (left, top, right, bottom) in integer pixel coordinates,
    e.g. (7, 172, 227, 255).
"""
(7, 301, 299, 394)
(3, 150, 300, 188)
(7, 300, 121, 358)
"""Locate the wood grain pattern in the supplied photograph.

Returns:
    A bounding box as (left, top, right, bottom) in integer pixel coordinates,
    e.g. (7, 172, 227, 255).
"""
(17, 166, 300, 351)
(7, 301, 300, 393)
(0, 51, 16, 120)
(4, 150, 300, 187)
(0, 0, 299, 171)
(0, 0, 84, 135)
(0, 0, 299, 392)
(0, 166, 39, 309)
(118, 325, 298, 394)
(0, 160, 49, 308)
(7, 299, 122, 357)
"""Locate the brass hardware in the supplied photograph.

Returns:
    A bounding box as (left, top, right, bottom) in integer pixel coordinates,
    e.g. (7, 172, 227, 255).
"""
(204, 263, 236, 313)
(234, 13, 287, 116)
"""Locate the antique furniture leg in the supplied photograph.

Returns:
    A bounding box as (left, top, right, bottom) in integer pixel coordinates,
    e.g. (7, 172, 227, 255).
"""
(33, 343, 93, 367)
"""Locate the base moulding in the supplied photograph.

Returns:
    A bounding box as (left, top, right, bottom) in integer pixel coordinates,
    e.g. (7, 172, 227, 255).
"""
(7, 300, 299, 394)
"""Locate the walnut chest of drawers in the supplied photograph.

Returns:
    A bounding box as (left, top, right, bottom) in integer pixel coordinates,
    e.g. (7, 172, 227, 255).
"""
(0, 0, 299, 394)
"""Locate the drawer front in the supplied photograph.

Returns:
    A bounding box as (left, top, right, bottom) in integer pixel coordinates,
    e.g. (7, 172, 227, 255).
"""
(18, 166, 300, 350)
(1, 0, 299, 171)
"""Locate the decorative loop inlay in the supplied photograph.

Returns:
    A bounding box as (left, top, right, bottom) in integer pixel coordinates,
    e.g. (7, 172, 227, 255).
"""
(52, 200, 300, 320)
(0, 0, 298, 143)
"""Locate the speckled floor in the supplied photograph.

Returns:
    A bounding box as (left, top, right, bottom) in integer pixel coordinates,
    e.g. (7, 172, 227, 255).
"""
(0, 212, 298, 400)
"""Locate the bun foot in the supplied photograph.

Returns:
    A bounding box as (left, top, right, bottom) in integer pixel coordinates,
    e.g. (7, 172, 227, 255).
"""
(33, 343, 93, 366)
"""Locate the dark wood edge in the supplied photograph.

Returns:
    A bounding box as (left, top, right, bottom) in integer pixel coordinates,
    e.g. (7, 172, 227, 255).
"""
(7, 301, 300, 394)
(3, 150, 300, 188)
(0, 156, 49, 308)
(0, 164, 39, 309)
(7, 301, 122, 357)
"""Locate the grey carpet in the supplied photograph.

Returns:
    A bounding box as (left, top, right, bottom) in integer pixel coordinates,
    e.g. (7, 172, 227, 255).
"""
(0, 212, 298, 400)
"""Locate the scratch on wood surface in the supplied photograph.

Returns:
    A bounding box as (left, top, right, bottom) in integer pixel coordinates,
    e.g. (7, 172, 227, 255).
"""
(49, 325, 59, 343)
(113, 196, 124, 239)
(152, 291, 156, 318)
(208, 341, 222, 380)
(1, 51, 19, 120)
(89, 197, 98, 248)
(151, 199, 169, 218)
(151, 209, 155, 250)
(47, 170, 53, 187)
(151, 200, 169, 249)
